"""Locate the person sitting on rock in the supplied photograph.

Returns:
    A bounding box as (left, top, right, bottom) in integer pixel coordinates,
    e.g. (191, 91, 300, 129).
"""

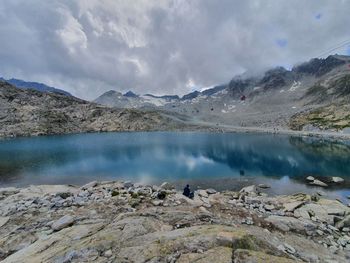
(183, 184, 194, 199)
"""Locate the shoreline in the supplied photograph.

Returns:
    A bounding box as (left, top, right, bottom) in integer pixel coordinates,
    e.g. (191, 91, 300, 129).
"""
(185, 121, 350, 141)
(1, 181, 350, 262)
(1, 122, 350, 141)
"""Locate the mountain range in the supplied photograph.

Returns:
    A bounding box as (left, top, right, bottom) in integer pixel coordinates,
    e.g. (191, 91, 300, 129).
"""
(0, 81, 190, 137)
(1, 54, 350, 137)
(0, 77, 72, 96)
(93, 55, 350, 132)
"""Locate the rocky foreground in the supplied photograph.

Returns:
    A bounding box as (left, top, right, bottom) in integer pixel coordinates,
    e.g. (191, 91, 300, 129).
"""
(1, 182, 350, 262)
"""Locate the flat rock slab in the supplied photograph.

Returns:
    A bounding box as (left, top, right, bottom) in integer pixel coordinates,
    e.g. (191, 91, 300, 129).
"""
(177, 247, 232, 263)
(283, 201, 305, 212)
(265, 215, 316, 233)
(0, 216, 9, 228)
(233, 249, 297, 263)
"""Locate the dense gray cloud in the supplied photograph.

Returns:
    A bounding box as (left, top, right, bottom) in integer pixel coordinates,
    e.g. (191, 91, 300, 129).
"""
(0, 0, 349, 100)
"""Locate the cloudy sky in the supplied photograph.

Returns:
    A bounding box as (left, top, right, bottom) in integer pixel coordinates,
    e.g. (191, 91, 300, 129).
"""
(0, 0, 350, 100)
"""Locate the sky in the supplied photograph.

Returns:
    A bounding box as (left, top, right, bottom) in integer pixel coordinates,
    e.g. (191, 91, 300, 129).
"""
(0, 0, 350, 100)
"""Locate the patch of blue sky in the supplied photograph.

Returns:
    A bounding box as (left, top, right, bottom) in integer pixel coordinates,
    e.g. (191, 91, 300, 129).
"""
(275, 39, 288, 48)
(315, 13, 322, 20)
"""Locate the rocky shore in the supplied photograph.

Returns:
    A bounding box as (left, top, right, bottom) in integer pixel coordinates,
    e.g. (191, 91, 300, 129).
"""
(1, 181, 350, 262)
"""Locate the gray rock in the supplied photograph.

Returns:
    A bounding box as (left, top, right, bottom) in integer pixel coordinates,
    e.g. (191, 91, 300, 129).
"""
(277, 244, 285, 252)
(265, 215, 316, 233)
(239, 185, 257, 195)
(316, 230, 324, 235)
(258, 184, 270, 189)
(199, 206, 210, 213)
(264, 204, 275, 211)
(283, 201, 305, 212)
(136, 187, 152, 196)
(206, 188, 217, 194)
(336, 215, 350, 229)
(151, 200, 163, 206)
(0, 187, 19, 196)
(197, 189, 209, 198)
(51, 215, 75, 231)
(342, 227, 350, 232)
(306, 176, 315, 182)
(310, 179, 328, 187)
(331, 177, 344, 183)
(81, 181, 98, 189)
(160, 182, 174, 190)
(123, 181, 134, 188)
(284, 243, 296, 254)
(104, 249, 113, 257)
(0, 216, 9, 228)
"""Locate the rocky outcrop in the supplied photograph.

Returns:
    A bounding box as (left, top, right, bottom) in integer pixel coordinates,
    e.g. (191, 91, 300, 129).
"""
(293, 55, 346, 77)
(0, 81, 188, 138)
(1, 182, 350, 262)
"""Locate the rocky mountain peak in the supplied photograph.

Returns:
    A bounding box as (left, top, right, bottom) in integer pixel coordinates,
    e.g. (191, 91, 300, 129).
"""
(124, 91, 138, 98)
(292, 55, 346, 77)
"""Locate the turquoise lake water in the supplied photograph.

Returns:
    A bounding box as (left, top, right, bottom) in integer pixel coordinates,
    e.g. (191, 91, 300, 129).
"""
(1, 132, 350, 200)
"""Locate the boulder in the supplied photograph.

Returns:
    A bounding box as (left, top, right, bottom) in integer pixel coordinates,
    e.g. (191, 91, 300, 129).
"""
(310, 179, 328, 187)
(284, 243, 296, 254)
(160, 182, 174, 190)
(336, 215, 350, 229)
(104, 249, 113, 258)
(81, 181, 98, 190)
(239, 185, 257, 195)
(264, 204, 275, 211)
(51, 215, 75, 231)
(123, 181, 134, 188)
(206, 188, 217, 194)
(0, 187, 19, 196)
(283, 201, 305, 212)
(331, 177, 344, 183)
(306, 176, 315, 182)
(258, 184, 270, 189)
(265, 215, 316, 233)
(197, 189, 209, 198)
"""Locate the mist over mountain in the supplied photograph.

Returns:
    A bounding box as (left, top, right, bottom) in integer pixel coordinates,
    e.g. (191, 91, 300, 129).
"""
(94, 55, 350, 132)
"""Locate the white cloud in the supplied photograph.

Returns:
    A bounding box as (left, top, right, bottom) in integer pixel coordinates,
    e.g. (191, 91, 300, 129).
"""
(56, 8, 88, 54)
(0, 0, 349, 100)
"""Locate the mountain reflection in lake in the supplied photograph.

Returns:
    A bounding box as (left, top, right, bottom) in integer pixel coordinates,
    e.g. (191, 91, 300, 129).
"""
(0, 132, 350, 200)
